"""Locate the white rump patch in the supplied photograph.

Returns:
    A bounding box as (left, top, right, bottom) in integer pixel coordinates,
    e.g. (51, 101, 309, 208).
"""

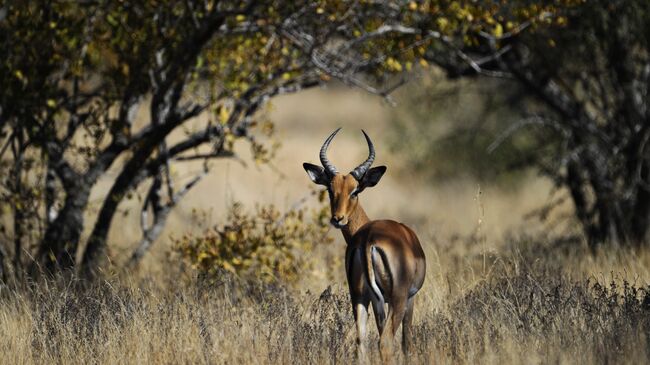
(369, 246, 385, 304)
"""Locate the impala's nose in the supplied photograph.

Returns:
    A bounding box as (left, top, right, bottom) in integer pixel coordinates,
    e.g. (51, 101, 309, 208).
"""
(331, 215, 346, 228)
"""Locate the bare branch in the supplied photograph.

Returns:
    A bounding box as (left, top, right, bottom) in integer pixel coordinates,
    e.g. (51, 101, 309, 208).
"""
(487, 115, 568, 154)
(128, 163, 210, 267)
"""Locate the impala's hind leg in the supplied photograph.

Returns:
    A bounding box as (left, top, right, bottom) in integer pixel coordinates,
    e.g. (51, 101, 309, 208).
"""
(402, 296, 415, 355)
(380, 297, 407, 361)
(371, 294, 386, 337)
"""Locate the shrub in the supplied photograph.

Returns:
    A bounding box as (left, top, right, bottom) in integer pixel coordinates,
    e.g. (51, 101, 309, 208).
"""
(174, 191, 332, 285)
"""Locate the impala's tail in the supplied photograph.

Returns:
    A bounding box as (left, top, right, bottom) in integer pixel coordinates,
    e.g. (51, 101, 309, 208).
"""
(365, 243, 385, 304)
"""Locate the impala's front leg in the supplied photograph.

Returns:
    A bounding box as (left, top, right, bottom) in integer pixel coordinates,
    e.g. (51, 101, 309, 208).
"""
(346, 246, 371, 360)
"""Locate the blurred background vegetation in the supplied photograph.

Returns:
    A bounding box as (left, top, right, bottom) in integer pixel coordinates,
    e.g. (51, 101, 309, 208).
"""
(387, 74, 537, 187)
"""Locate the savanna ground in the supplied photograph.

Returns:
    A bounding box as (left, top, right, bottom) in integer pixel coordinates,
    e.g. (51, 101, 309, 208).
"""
(2, 85, 650, 364)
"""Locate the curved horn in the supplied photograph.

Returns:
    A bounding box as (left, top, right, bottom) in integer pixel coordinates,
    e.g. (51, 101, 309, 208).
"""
(320, 128, 341, 176)
(350, 130, 375, 180)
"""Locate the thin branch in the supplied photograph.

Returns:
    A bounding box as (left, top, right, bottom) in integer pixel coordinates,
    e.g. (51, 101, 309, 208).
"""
(173, 151, 235, 161)
(487, 115, 568, 154)
(0, 131, 14, 161)
(128, 163, 210, 267)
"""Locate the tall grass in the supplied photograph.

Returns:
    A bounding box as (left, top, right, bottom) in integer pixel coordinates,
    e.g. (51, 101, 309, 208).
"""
(2, 235, 650, 364)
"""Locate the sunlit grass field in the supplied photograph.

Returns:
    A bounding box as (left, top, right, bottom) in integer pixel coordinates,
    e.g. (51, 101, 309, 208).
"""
(3, 239, 650, 364)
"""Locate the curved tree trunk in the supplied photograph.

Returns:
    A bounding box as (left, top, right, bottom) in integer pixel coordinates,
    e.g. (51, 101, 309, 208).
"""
(80, 158, 148, 277)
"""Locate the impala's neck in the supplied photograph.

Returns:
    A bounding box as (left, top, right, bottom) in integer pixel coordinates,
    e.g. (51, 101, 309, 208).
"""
(341, 202, 370, 244)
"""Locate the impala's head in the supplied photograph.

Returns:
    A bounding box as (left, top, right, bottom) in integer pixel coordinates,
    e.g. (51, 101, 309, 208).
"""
(303, 128, 386, 228)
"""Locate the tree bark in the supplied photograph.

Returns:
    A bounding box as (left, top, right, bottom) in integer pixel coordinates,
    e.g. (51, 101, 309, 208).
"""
(631, 162, 650, 245)
(0, 242, 7, 285)
(35, 182, 90, 274)
(566, 161, 595, 245)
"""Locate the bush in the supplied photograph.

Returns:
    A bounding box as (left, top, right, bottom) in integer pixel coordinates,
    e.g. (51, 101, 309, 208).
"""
(174, 192, 332, 285)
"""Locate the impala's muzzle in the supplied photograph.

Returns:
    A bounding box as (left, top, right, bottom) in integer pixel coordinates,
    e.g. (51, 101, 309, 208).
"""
(330, 215, 348, 228)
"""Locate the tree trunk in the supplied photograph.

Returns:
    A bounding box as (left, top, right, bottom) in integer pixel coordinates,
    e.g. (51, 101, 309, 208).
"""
(81, 158, 154, 277)
(11, 132, 25, 278)
(0, 242, 7, 285)
(631, 162, 650, 245)
(34, 183, 90, 274)
(566, 161, 596, 245)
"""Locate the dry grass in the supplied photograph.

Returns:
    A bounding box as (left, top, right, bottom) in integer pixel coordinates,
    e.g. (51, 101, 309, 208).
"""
(2, 238, 650, 365)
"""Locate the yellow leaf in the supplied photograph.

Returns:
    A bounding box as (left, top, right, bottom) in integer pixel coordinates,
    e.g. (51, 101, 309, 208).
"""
(46, 99, 56, 108)
(493, 23, 503, 38)
(436, 17, 448, 30)
(121, 63, 129, 76)
(219, 106, 230, 123)
(316, 7, 324, 14)
(386, 57, 402, 72)
(235, 14, 246, 22)
(226, 231, 237, 242)
(221, 261, 236, 274)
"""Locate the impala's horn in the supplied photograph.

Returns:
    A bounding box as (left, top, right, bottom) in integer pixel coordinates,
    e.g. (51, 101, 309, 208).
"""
(350, 130, 375, 180)
(320, 128, 341, 176)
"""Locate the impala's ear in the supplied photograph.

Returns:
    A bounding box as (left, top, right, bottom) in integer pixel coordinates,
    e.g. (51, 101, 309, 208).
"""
(358, 166, 386, 190)
(303, 163, 329, 186)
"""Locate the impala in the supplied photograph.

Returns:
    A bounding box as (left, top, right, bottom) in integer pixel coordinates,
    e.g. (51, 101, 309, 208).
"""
(303, 128, 426, 358)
